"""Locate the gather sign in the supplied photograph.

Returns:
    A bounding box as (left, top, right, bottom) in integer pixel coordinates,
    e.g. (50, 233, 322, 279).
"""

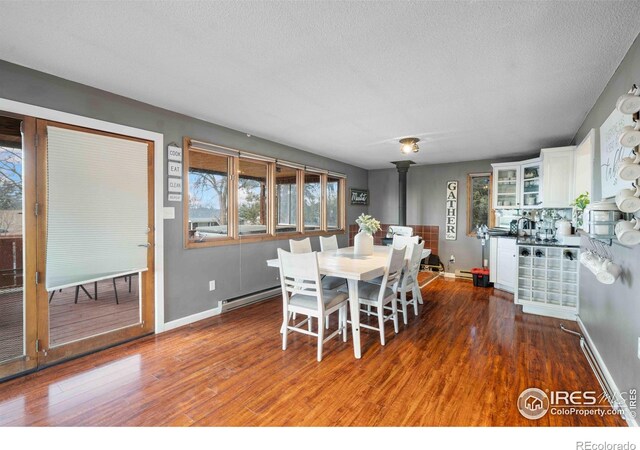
(445, 180, 458, 241)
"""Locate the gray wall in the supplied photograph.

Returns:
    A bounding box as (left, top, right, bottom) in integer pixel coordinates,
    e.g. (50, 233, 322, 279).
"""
(0, 60, 368, 322)
(369, 159, 497, 271)
(573, 34, 640, 402)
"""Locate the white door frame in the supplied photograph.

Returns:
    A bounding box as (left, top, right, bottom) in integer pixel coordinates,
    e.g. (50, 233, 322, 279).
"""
(0, 98, 166, 332)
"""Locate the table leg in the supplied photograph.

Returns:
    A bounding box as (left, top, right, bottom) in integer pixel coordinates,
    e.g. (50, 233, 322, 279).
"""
(347, 279, 361, 359)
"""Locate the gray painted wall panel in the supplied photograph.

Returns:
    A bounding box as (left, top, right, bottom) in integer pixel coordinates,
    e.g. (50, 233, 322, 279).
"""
(0, 60, 368, 322)
(573, 34, 640, 398)
(369, 159, 496, 271)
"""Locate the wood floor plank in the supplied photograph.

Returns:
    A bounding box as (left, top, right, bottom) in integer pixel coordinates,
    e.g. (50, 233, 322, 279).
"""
(0, 277, 627, 426)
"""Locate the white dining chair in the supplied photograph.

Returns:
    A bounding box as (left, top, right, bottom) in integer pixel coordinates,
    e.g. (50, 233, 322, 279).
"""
(319, 235, 338, 251)
(318, 235, 346, 292)
(392, 234, 419, 258)
(341, 246, 405, 345)
(395, 240, 425, 324)
(277, 249, 349, 361)
(289, 237, 312, 254)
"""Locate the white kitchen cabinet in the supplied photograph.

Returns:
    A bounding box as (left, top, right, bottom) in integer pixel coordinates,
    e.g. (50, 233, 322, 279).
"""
(492, 163, 520, 209)
(516, 244, 579, 320)
(574, 130, 595, 199)
(541, 146, 576, 208)
(493, 237, 517, 293)
(519, 158, 542, 208)
(492, 158, 541, 210)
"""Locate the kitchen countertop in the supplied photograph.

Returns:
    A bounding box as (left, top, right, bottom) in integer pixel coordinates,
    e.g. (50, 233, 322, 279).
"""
(516, 236, 580, 248)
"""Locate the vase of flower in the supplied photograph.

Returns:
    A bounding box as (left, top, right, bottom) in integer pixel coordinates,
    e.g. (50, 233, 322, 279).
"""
(353, 214, 381, 256)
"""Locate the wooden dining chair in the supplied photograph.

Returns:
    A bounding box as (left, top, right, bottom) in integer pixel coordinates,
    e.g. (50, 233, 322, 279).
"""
(395, 240, 425, 324)
(277, 248, 349, 361)
(341, 246, 405, 345)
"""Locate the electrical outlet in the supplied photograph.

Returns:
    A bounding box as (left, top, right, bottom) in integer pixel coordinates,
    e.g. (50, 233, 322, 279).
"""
(449, 255, 455, 263)
(209, 280, 216, 291)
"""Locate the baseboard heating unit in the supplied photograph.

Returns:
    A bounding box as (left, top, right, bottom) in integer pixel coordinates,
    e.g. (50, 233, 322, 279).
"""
(561, 322, 637, 426)
(220, 286, 281, 313)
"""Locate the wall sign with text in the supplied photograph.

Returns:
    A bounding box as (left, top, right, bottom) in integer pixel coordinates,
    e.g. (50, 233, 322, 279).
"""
(167, 144, 183, 202)
(350, 188, 369, 205)
(600, 108, 634, 199)
(445, 180, 458, 241)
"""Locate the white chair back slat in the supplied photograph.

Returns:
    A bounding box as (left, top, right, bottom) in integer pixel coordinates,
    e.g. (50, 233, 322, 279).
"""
(277, 248, 324, 312)
(392, 235, 419, 258)
(289, 238, 312, 254)
(402, 241, 425, 289)
(379, 246, 406, 301)
(319, 235, 339, 252)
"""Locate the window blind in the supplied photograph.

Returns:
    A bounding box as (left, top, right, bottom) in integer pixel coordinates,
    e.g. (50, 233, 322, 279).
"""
(45, 126, 149, 291)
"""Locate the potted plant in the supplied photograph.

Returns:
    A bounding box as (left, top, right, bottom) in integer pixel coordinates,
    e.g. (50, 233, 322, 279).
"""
(571, 191, 590, 230)
(354, 214, 381, 256)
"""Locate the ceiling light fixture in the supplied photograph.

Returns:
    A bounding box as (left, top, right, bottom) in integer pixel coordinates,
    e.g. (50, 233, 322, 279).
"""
(399, 137, 420, 154)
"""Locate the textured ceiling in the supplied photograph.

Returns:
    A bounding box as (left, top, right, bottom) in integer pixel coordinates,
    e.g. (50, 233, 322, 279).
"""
(1, 1, 640, 169)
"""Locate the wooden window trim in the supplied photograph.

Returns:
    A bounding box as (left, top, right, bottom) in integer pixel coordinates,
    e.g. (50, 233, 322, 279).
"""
(184, 137, 346, 249)
(467, 172, 494, 237)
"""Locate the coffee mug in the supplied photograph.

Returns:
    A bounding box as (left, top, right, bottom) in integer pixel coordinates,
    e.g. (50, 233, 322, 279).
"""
(615, 218, 640, 245)
(616, 87, 640, 114)
(619, 122, 640, 148)
(579, 251, 598, 274)
(581, 251, 606, 275)
(596, 260, 622, 285)
(617, 153, 640, 181)
(615, 185, 640, 213)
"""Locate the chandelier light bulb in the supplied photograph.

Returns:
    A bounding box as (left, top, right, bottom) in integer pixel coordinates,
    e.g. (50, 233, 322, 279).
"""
(399, 137, 420, 155)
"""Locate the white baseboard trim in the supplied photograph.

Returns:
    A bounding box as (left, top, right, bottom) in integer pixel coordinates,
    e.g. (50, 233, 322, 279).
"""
(494, 283, 514, 294)
(163, 305, 223, 332)
(522, 304, 576, 321)
(577, 316, 638, 427)
(443, 272, 456, 278)
(162, 287, 280, 332)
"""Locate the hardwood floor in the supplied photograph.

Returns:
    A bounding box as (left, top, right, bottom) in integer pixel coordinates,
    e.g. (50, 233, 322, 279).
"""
(48, 277, 140, 346)
(0, 277, 626, 426)
(0, 277, 139, 360)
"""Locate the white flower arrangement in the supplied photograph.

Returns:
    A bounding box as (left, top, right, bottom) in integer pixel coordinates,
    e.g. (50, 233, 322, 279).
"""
(355, 213, 381, 235)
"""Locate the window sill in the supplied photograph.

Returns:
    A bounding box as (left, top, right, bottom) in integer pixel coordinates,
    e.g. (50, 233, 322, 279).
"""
(185, 229, 346, 249)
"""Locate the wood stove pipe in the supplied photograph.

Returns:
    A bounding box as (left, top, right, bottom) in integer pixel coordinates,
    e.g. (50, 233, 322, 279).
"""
(390, 160, 415, 226)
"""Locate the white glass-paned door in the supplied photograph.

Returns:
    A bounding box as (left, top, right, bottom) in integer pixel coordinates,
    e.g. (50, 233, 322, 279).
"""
(45, 126, 149, 291)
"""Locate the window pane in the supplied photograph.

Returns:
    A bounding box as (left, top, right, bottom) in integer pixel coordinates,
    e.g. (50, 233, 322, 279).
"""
(327, 176, 340, 229)
(188, 150, 229, 241)
(304, 173, 321, 231)
(0, 130, 24, 362)
(275, 165, 297, 233)
(469, 174, 491, 234)
(238, 158, 268, 235)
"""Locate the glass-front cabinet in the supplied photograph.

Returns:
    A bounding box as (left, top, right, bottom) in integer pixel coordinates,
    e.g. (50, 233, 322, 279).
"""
(492, 164, 520, 209)
(492, 158, 541, 210)
(520, 158, 541, 209)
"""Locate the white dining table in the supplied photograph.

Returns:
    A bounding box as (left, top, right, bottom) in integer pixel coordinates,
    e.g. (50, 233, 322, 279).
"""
(266, 245, 431, 359)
